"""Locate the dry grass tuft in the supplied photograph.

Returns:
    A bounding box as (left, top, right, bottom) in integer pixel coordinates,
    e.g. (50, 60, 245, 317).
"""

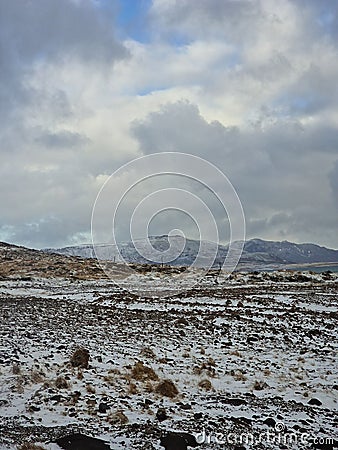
(127, 382, 138, 395)
(17, 443, 46, 450)
(70, 347, 90, 369)
(140, 347, 156, 359)
(144, 381, 154, 393)
(198, 379, 213, 391)
(30, 370, 44, 384)
(55, 376, 69, 389)
(253, 380, 268, 390)
(193, 359, 216, 377)
(107, 410, 129, 425)
(86, 384, 96, 394)
(12, 364, 21, 375)
(130, 361, 158, 382)
(155, 379, 178, 398)
(231, 369, 247, 381)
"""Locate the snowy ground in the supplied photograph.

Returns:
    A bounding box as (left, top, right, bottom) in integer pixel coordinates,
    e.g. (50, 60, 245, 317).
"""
(0, 270, 337, 449)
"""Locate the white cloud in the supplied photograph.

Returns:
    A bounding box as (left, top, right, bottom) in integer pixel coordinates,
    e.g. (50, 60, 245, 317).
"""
(1, 0, 337, 248)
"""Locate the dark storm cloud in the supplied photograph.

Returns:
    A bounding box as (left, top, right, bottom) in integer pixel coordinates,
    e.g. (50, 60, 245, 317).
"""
(0, 0, 126, 64)
(0, 0, 129, 247)
(36, 130, 90, 149)
(0, 0, 127, 117)
(132, 101, 338, 247)
(329, 161, 338, 208)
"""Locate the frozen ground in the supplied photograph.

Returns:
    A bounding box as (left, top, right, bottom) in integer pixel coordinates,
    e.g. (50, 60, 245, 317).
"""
(0, 269, 337, 449)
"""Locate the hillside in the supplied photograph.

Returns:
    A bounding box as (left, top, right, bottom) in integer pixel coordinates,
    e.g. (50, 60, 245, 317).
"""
(45, 236, 338, 269)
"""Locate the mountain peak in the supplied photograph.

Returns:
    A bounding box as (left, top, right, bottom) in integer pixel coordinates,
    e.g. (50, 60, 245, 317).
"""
(44, 236, 338, 269)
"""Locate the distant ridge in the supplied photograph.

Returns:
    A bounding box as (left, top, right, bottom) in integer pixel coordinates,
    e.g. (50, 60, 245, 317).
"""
(45, 236, 338, 270)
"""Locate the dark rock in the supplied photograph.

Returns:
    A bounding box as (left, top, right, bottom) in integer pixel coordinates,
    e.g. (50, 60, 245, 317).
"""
(308, 398, 322, 406)
(263, 417, 276, 428)
(221, 398, 246, 406)
(28, 405, 41, 412)
(160, 432, 199, 449)
(238, 416, 252, 425)
(98, 402, 110, 413)
(56, 433, 111, 449)
(156, 407, 168, 421)
(179, 403, 192, 410)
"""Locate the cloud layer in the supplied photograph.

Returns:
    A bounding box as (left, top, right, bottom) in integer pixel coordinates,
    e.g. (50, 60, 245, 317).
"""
(1, 0, 337, 248)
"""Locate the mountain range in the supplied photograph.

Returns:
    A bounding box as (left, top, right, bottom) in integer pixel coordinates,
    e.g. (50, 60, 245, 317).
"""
(45, 236, 338, 270)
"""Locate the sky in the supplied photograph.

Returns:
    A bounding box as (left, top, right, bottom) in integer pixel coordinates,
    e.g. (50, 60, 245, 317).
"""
(1, 0, 338, 249)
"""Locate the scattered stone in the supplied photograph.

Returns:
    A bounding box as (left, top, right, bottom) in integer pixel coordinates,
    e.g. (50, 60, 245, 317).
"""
(160, 432, 199, 449)
(50, 394, 63, 403)
(98, 402, 110, 413)
(308, 398, 322, 406)
(253, 380, 268, 391)
(263, 417, 276, 428)
(55, 433, 111, 449)
(222, 398, 246, 406)
(156, 407, 168, 421)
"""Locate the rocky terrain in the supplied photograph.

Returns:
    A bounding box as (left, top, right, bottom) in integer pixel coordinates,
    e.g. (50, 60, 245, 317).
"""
(0, 243, 337, 449)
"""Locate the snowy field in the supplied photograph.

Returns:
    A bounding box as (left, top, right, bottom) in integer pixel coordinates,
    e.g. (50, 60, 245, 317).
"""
(0, 270, 337, 449)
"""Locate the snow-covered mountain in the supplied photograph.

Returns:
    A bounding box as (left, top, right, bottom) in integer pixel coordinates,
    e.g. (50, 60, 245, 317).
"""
(45, 236, 338, 268)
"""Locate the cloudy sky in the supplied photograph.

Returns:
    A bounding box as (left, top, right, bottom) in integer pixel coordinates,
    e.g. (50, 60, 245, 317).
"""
(1, 0, 338, 249)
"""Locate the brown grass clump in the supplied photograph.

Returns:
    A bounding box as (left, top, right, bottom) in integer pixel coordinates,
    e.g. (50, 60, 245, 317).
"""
(127, 382, 138, 395)
(155, 379, 179, 398)
(107, 410, 129, 425)
(140, 347, 156, 359)
(70, 347, 90, 369)
(229, 350, 242, 357)
(198, 379, 213, 391)
(130, 361, 158, 382)
(12, 363, 21, 375)
(193, 359, 216, 377)
(144, 381, 154, 393)
(86, 384, 96, 394)
(30, 370, 44, 384)
(253, 380, 268, 390)
(17, 443, 46, 450)
(55, 376, 69, 389)
(231, 369, 247, 381)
